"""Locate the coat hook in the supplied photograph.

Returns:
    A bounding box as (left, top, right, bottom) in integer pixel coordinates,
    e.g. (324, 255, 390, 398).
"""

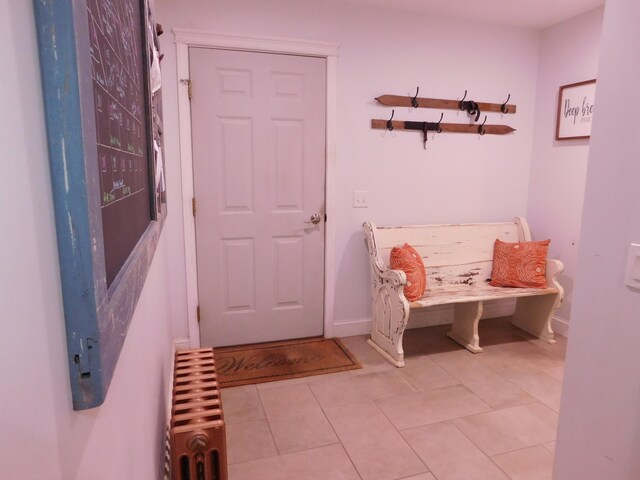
(459, 90, 480, 122)
(478, 116, 488, 135)
(501, 94, 511, 114)
(435, 112, 444, 133)
(386, 109, 395, 131)
(471, 104, 481, 122)
(458, 90, 468, 110)
(411, 87, 420, 109)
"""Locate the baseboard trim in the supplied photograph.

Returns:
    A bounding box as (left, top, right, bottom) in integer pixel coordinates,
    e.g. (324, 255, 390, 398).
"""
(482, 298, 516, 319)
(332, 317, 372, 337)
(551, 316, 570, 338)
(332, 301, 517, 338)
(167, 338, 191, 409)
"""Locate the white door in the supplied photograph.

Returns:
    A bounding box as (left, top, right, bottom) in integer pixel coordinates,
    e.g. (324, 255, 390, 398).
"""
(189, 48, 326, 347)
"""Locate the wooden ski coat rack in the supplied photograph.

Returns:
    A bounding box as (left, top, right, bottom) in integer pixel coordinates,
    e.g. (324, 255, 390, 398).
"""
(376, 88, 517, 121)
(372, 110, 515, 149)
(373, 88, 516, 148)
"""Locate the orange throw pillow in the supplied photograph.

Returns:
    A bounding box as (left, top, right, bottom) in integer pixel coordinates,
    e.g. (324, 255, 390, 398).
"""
(390, 243, 426, 301)
(490, 239, 550, 288)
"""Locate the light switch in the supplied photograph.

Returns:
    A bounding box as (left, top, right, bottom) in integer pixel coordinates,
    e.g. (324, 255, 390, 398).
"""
(624, 243, 640, 289)
(353, 190, 368, 208)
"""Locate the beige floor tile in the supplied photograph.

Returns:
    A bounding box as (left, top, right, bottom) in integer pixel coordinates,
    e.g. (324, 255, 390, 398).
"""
(506, 371, 563, 412)
(401, 323, 463, 358)
(221, 385, 265, 424)
(400, 355, 460, 391)
(309, 370, 416, 409)
(324, 401, 428, 480)
(452, 402, 559, 456)
(400, 474, 438, 480)
(479, 343, 564, 380)
(525, 335, 567, 356)
(403, 422, 510, 480)
(339, 335, 397, 375)
(258, 383, 338, 454)
(228, 443, 360, 480)
(351, 360, 397, 376)
(340, 335, 392, 367)
(376, 385, 491, 430)
(542, 366, 564, 381)
(477, 345, 545, 377)
(254, 369, 354, 391)
(226, 420, 278, 464)
(478, 317, 536, 348)
(430, 350, 536, 409)
(492, 445, 554, 480)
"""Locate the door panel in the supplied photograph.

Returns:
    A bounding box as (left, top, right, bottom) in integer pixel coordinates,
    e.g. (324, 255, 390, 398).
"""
(190, 48, 326, 346)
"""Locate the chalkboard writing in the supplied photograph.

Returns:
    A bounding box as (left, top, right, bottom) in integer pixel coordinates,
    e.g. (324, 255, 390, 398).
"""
(87, 0, 152, 286)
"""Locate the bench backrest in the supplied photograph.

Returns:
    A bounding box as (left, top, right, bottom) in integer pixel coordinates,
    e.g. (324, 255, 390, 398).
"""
(365, 218, 531, 288)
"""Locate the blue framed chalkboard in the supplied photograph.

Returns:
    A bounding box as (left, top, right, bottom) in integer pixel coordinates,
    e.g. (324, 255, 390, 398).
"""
(33, 0, 166, 409)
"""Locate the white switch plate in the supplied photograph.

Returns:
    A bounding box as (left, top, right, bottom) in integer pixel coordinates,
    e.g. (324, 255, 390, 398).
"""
(624, 243, 640, 288)
(353, 190, 368, 208)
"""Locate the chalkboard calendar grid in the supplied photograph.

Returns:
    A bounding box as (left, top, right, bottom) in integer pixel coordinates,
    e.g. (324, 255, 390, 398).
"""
(87, 0, 153, 287)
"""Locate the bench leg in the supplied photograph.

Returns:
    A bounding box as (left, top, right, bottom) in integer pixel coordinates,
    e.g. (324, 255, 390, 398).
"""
(447, 301, 484, 353)
(368, 285, 410, 367)
(512, 294, 559, 344)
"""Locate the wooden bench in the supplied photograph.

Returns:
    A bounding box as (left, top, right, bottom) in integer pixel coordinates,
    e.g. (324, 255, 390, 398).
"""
(362, 217, 564, 367)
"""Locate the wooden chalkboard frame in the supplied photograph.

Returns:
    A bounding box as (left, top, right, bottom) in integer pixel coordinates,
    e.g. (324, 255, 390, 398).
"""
(33, 0, 166, 409)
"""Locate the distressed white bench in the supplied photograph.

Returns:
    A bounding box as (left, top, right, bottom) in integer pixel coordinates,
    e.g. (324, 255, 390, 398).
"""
(362, 218, 564, 367)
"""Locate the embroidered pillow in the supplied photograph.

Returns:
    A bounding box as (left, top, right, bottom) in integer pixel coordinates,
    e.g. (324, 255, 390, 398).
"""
(390, 243, 426, 301)
(490, 239, 550, 289)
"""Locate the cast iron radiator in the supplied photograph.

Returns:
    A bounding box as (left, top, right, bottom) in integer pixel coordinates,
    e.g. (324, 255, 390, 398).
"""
(170, 348, 228, 480)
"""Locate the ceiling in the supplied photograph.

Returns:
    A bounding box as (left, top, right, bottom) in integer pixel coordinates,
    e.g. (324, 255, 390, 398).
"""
(334, 0, 605, 29)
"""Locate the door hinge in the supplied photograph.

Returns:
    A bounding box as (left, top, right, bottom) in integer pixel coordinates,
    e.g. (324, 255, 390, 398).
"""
(192, 197, 196, 217)
(180, 78, 192, 100)
(196, 305, 201, 323)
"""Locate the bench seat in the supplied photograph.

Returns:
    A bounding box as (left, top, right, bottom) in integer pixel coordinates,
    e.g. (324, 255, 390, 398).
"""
(410, 283, 560, 309)
(363, 217, 564, 367)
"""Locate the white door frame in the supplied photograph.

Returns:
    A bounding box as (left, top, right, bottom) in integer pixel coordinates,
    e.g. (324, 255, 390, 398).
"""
(173, 29, 339, 348)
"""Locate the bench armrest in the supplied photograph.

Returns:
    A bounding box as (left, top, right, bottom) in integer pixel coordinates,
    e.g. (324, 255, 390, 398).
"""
(546, 258, 565, 305)
(362, 221, 407, 285)
(380, 268, 407, 286)
(363, 221, 411, 366)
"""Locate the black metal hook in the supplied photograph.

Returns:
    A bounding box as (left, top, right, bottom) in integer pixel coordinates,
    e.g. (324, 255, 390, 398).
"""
(471, 104, 481, 122)
(434, 113, 444, 133)
(411, 87, 420, 109)
(478, 116, 488, 136)
(501, 94, 511, 114)
(459, 90, 467, 109)
(421, 113, 445, 149)
(459, 90, 481, 122)
(386, 110, 395, 131)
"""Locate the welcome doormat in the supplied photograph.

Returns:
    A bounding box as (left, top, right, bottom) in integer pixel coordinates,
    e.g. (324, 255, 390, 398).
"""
(214, 337, 361, 387)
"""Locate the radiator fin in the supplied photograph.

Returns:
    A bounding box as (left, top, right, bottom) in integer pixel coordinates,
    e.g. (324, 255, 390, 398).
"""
(170, 348, 228, 480)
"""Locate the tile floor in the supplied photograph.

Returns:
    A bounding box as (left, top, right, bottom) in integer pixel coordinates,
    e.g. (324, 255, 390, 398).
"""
(221, 317, 566, 480)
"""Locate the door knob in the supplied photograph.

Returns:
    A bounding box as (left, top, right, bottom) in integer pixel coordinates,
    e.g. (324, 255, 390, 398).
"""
(305, 213, 322, 225)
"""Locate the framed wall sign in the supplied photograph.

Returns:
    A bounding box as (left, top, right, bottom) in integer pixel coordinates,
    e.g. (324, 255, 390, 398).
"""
(33, 0, 166, 409)
(556, 79, 596, 140)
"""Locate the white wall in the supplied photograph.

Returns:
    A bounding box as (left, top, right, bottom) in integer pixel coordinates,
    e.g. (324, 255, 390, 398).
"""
(157, 0, 541, 335)
(554, 0, 640, 478)
(527, 7, 603, 331)
(0, 1, 182, 478)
